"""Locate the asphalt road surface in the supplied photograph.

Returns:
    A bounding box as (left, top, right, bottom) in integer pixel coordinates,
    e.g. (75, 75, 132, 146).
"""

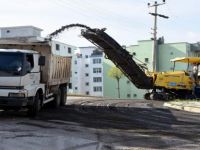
(0, 96, 200, 150)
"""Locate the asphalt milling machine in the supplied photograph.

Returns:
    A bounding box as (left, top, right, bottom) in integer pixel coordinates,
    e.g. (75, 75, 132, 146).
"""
(48, 24, 200, 101)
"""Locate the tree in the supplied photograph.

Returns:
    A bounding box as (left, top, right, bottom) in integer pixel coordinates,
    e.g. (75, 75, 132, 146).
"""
(108, 67, 124, 98)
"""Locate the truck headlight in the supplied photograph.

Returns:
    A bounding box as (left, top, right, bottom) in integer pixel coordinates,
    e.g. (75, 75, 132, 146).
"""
(9, 93, 25, 98)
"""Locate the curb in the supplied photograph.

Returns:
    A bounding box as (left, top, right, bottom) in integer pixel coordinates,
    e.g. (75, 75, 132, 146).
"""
(164, 102, 200, 113)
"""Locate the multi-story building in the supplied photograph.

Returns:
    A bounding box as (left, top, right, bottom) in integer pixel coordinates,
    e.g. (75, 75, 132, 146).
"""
(72, 46, 103, 96)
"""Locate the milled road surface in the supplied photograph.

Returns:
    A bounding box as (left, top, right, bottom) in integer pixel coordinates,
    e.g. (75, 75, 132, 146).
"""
(0, 97, 200, 150)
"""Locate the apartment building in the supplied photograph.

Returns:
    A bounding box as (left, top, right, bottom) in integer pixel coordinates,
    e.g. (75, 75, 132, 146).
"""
(72, 46, 103, 96)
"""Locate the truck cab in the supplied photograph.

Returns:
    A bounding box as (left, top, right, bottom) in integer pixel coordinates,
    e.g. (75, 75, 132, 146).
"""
(0, 49, 45, 115)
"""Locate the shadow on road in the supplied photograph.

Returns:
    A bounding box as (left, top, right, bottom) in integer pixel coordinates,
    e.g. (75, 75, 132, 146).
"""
(41, 105, 200, 149)
(0, 105, 200, 149)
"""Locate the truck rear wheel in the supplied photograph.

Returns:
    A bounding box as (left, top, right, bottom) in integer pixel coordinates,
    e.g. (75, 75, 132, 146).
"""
(53, 89, 61, 108)
(27, 92, 41, 117)
(60, 86, 67, 106)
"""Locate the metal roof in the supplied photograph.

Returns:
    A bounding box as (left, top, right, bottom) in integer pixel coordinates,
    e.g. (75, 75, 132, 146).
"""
(170, 57, 200, 63)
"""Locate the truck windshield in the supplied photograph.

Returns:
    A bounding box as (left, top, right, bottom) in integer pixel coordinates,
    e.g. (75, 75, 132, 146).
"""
(0, 52, 23, 76)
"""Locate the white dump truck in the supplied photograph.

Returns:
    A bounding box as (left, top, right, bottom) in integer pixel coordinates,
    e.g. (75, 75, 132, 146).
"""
(0, 41, 71, 117)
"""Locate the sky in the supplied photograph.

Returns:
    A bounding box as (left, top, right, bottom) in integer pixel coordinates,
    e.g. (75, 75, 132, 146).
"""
(0, 0, 200, 47)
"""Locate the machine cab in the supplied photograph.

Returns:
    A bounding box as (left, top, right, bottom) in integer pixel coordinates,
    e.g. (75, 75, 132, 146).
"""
(170, 57, 200, 82)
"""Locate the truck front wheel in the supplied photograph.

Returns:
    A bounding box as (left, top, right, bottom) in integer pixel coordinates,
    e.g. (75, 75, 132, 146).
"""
(27, 92, 41, 117)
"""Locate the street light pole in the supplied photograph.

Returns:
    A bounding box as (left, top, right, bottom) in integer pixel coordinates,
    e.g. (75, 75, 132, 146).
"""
(148, 0, 169, 72)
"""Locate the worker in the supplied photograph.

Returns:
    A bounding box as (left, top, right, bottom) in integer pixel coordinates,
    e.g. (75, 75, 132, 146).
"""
(192, 63, 198, 84)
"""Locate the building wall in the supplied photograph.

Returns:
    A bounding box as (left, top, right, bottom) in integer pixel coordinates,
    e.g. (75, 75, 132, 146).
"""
(0, 26, 42, 38)
(51, 41, 75, 57)
(50, 41, 76, 93)
(158, 42, 189, 71)
(128, 40, 154, 71)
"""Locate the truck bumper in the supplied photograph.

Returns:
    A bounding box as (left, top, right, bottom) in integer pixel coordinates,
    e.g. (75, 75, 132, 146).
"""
(0, 97, 34, 108)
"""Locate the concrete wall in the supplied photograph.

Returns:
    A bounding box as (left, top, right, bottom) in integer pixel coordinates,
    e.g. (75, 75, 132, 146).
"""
(158, 42, 189, 71)
(0, 26, 42, 38)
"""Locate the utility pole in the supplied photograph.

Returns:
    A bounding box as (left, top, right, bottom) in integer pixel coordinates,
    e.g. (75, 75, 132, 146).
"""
(148, 0, 169, 72)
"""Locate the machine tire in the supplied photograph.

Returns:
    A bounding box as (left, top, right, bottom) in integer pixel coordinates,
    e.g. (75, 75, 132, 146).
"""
(60, 86, 67, 106)
(27, 92, 41, 117)
(53, 89, 61, 108)
(167, 94, 174, 101)
(144, 93, 151, 100)
(150, 93, 159, 100)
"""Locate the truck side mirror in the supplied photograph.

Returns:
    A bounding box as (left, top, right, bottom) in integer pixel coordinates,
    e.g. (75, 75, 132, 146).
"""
(39, 56, 45, 66)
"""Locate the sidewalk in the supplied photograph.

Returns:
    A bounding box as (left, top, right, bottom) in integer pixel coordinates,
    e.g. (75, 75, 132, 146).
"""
(164, 101, 200, 113)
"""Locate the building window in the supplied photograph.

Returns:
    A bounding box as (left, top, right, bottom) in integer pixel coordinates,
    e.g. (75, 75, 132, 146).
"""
(85, 82, 89, 86)
(74, 60, 77, 64)
(93, 68, 102, 73)
(85, 55, 88, 58)
(93, 86, 102, 92)
(127, 80, 130, 84)
(86, 91, 89, 95)
(68, 47, 72, 54)
(170, 52, 174, 55)
(85, 73, 89, 77)
(145, 58, 149, 63)
(133, 94, 137, 98)
(93, 58, 101, 64)
(122, 45, 126, 49)
(93, 77, 102, 82)
(127, 94, 131, 98)
(75, 87, 78, 90)
(68, 83, 72, 89)
(56, 44, 60, 51)
(75, 72, 77, 74)
(77, 54, 82, 58)
(85, 64, 89, 67)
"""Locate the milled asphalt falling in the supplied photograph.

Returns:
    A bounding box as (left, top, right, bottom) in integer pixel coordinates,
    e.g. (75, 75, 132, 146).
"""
(0, 96, 200, 150)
